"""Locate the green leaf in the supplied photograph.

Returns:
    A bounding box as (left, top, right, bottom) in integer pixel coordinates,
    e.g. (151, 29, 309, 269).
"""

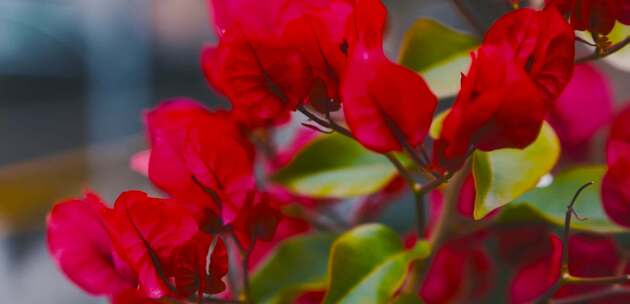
(473, 122, 561, 219)
(272, 133, 404, 198)
(399, 18, 478, 98)
(323, 224, 430, 304)
(251, 233, 336, 304)
(510, 166, 629, 234)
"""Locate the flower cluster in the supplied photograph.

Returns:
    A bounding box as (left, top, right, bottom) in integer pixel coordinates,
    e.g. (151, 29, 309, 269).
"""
(46, 0, 630, 303)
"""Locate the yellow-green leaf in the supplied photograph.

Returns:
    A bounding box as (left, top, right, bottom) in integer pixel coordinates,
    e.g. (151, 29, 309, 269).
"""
(251, 233, 336, 304)
(323, 224, 430, 304)
(272, 133, 404, 198)
(473, 122, 561, 219)
(509, 166, 630, 234)
(399, 18, 478, 98)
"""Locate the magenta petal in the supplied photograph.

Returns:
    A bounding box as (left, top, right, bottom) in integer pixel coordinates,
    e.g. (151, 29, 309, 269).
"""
(602, 157, 630, 227)
(547, 64, 613, 148)
(47, 193, 135, 296)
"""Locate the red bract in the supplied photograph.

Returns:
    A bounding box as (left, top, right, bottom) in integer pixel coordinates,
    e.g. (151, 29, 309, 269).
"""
(602, 157, 630, 227)
(204, 0, 352, 128)
(231, 192, 283, 250)
(602, 105, 630, 227)
(433, 7, 574, 171)
(547, 0, 630, 34)
(172, 233, 228, 298)
(146, 99, 255, 225)
(547, 64, 613, 150)
(509, 234, 562, 304)
(606, 105, 630, 166)
(420, 235, 493, 303)
(556, 234, 621, 299)
(341, 0, 437, 153)
(47, 193, 136, 298)
(100, 191, 199, 298)
(497, 225, 552, 266)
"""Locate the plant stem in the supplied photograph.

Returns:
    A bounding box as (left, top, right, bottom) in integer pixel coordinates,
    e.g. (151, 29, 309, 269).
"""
(575, 36, 630, 63)
(563, 275, 630, 285)
(428, 160, 470, 249)
(241, 241, 254, 304)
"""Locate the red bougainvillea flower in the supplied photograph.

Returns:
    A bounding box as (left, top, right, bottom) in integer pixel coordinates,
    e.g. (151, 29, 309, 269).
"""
(602, 105, 630, 227)
(555, 234, 621, 299)
(419, 235, 493, 303)
(99, 191, 199, 298)
(507, 232, 627, 303)
(497, 225, 553, 266)
(433, 7, 574, 171)
(203, 0, 353, 127)
(341, 0, 437, 153)
(606, 104, 630, 166)
(47, 193, 137, 299)
(231, 192, 283, 250)
(146, 99, 255, 225)
(172, 233, 228, 299)
(602, 157, 630, 227)
(509, 234, 562, 304)
(547, 0, 630, 34)
(547, 64, 613, 150)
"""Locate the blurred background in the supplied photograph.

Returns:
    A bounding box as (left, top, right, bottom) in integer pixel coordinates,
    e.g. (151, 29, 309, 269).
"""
(0, 1, 627, 303)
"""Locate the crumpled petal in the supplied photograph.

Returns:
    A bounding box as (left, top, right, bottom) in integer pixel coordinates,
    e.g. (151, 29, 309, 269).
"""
(433, 7, 573, 172)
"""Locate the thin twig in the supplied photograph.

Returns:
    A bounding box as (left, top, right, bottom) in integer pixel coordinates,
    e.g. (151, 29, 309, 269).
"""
(535, 182, 594, 303)
(576, 36, 630, 63)
(298, 106, 353, 138)
(563, 275, 630, 286)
